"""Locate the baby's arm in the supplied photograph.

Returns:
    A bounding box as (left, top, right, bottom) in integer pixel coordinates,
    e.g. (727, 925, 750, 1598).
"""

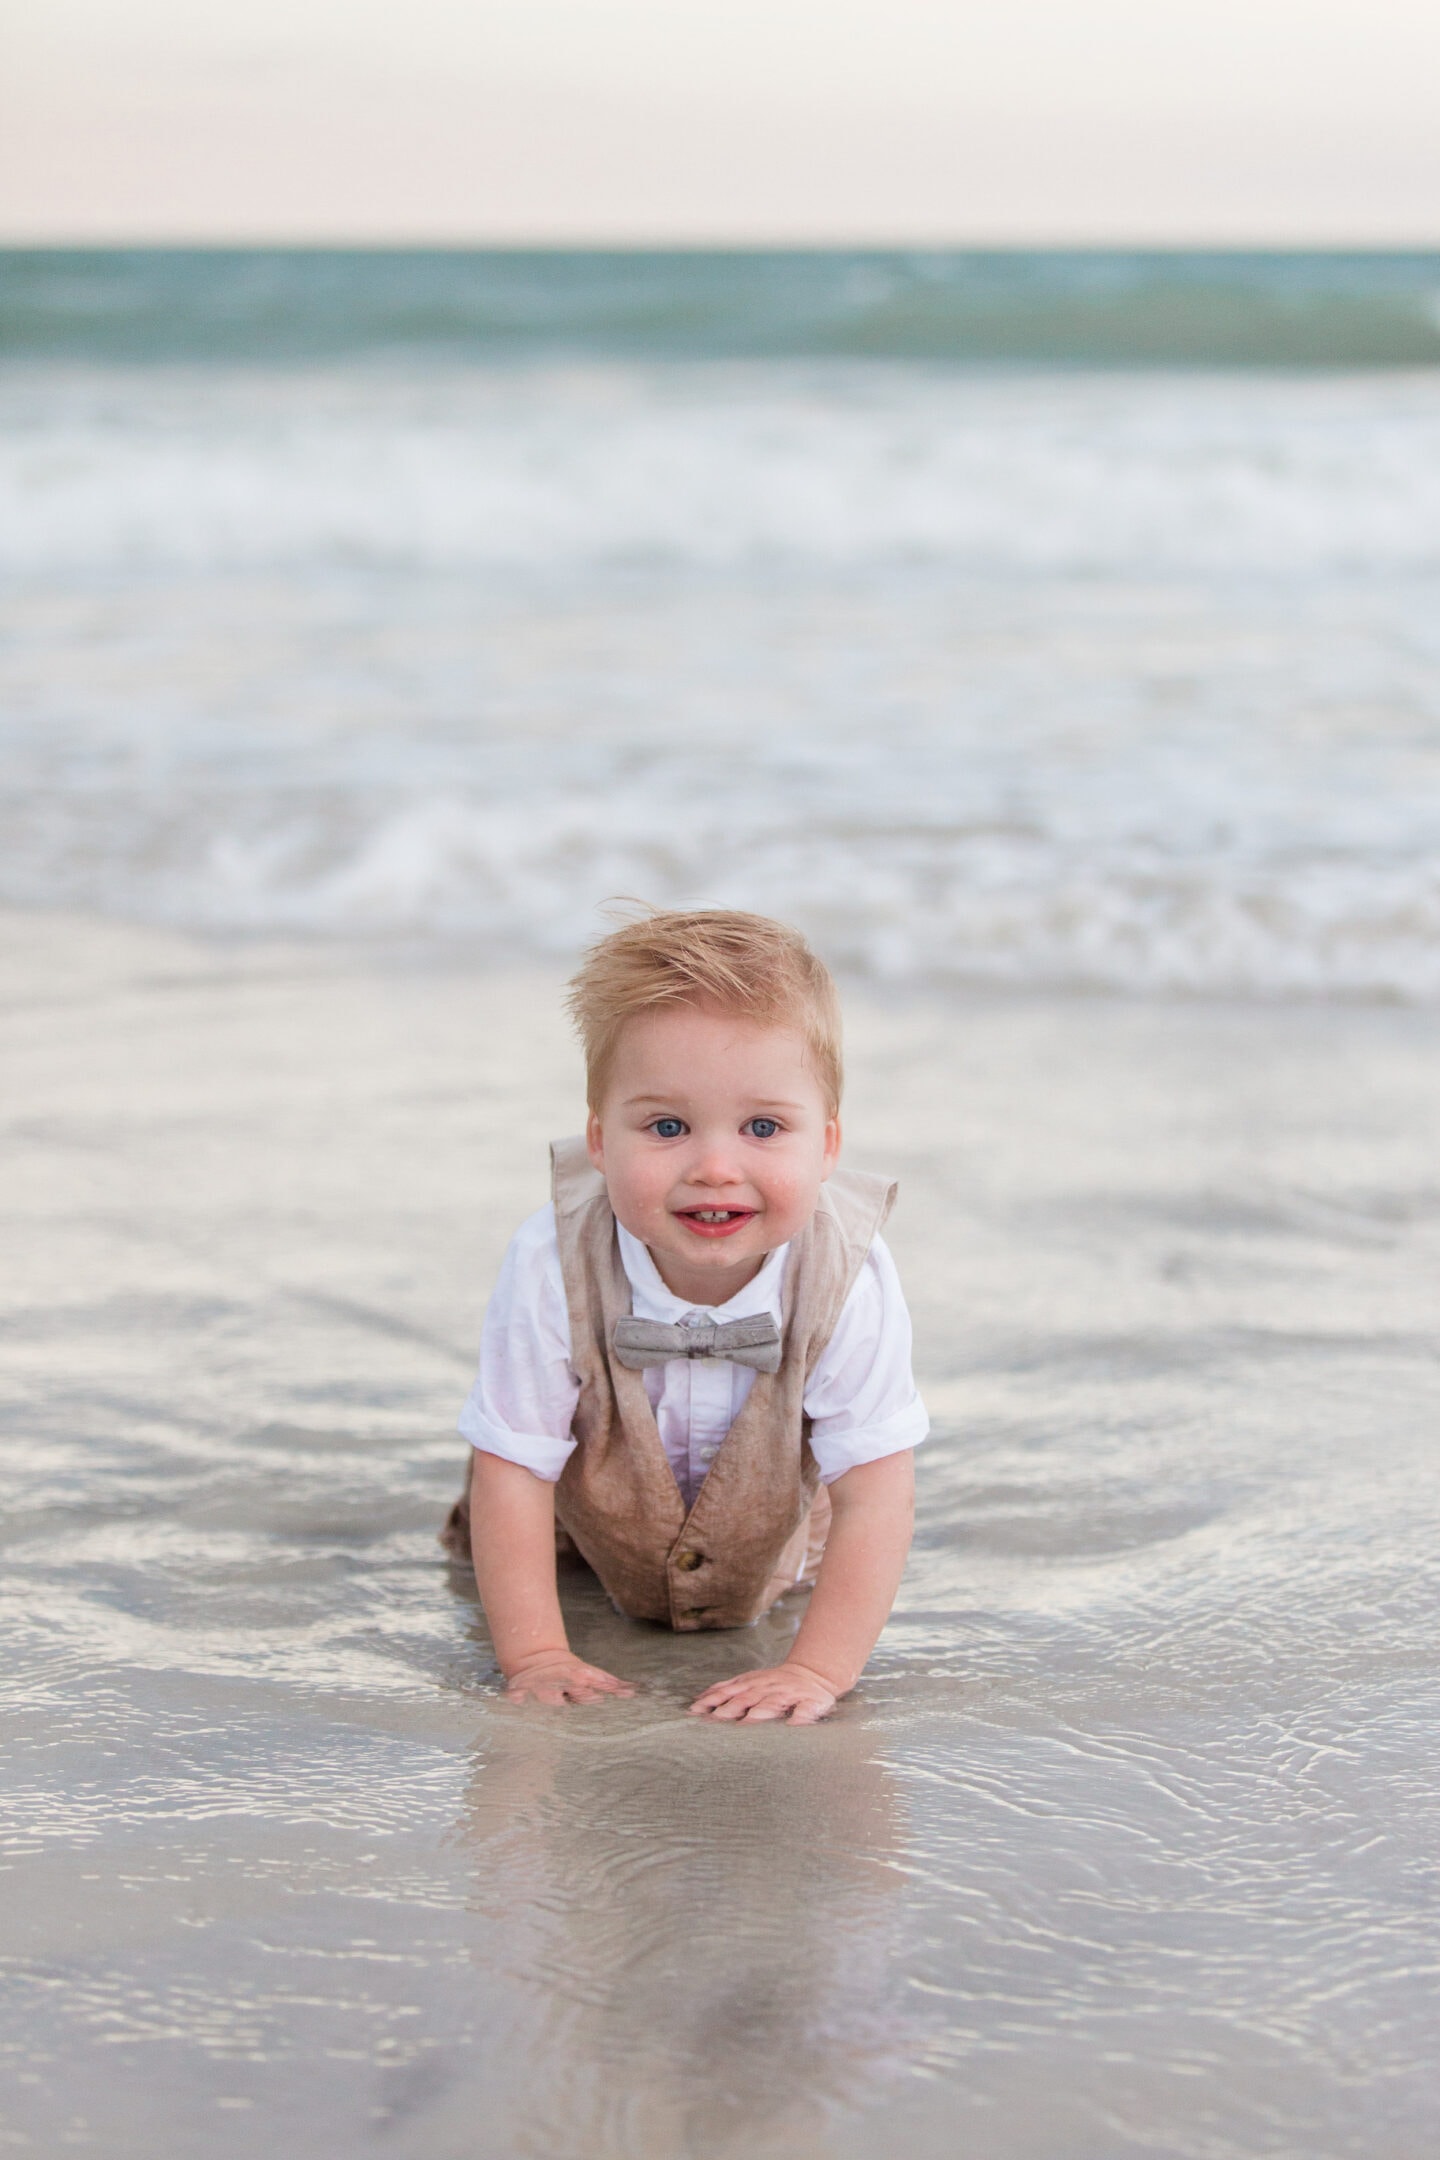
(469, 1450, 633, 1705)
(688, 1448, 915, 1724)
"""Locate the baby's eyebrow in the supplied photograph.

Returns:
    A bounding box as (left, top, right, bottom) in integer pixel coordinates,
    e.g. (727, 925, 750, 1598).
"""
(621, 1093, 809, 1113)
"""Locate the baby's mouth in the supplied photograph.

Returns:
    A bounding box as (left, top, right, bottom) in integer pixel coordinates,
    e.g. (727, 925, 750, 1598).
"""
(675, 1207, 757, 1238)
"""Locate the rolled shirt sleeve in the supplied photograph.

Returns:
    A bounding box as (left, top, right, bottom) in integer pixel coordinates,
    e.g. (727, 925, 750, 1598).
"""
(457, 1204, 581, 1481)
(802, 1234, 929, 1484)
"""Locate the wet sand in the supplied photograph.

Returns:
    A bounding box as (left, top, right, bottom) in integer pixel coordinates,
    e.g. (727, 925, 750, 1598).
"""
(3, 908, 1439, 2158)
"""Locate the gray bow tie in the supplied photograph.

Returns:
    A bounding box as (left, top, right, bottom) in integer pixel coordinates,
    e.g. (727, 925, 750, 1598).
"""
(612, 1314, 783, 1373)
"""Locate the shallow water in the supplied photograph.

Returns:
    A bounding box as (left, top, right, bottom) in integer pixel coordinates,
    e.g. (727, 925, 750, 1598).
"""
(4, 913, 1438, 2158)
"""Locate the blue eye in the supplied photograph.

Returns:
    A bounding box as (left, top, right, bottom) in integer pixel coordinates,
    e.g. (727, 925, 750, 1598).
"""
(651, 1117, 686, 1139)
(747, 1117, 780, 1139)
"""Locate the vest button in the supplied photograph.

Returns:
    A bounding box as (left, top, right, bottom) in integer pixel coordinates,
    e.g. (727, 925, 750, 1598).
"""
(674, 1549, 704, 1572)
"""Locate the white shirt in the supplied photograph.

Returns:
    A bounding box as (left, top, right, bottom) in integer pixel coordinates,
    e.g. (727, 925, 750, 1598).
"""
(459, 1204, 928, 1507)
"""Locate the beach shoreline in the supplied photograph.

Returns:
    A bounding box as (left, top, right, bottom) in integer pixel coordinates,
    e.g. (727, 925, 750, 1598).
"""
(4, 905, 1438, 2156)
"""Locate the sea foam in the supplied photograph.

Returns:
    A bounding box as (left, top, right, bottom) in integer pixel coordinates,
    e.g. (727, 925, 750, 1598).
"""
(3, 360, 1439, 998)
(5, 365, 1440, 577)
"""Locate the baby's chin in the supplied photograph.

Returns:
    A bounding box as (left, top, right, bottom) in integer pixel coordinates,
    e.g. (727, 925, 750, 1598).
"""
(642, 1220, 777, 1293)
(662, 1225, 768, 1265)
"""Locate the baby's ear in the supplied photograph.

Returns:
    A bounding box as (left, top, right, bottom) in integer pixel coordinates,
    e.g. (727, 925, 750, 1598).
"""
(585, 1111, 606, 1172)
(821, 1115, 842, 1179)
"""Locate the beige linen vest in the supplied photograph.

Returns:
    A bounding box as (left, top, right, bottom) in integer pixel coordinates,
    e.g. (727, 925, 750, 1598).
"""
(443, 1140, 897, 1632)
(549, 1136, 894, 1630)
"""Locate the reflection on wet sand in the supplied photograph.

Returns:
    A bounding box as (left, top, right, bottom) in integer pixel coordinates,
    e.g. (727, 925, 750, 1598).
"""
(447, 1586, 911, 2160)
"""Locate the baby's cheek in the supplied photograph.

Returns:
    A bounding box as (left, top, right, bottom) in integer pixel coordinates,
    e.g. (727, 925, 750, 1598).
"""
(604, 1166, 665, 1237)
(765, 1169, 815, 1228)
(634, 1185, 672, 1230)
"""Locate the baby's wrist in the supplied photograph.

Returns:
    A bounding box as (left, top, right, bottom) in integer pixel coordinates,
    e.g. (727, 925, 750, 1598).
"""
(500, 1643, 573, 1680)
(779, 1655, 850, 1698)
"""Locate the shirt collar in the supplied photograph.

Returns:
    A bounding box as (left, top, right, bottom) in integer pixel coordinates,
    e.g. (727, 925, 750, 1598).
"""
(616, 1221, 789, 1324)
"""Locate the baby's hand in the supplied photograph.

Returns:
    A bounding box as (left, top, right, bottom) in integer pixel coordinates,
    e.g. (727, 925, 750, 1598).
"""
(503, 1652, 634, 1707)
(687, 1660, 841, 1725)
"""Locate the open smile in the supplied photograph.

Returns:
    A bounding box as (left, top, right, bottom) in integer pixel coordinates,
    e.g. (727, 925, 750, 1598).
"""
(674, 1207, 758, 1239)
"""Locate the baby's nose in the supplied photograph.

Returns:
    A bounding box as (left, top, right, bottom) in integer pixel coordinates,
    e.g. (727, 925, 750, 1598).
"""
(688, 1138, 744, 1185)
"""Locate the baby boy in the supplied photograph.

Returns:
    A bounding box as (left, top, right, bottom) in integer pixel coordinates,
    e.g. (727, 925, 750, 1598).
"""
(444, 908, 927, 1724)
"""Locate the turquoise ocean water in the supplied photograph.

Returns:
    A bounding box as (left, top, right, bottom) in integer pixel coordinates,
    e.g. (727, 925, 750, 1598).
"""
(7, 248, 1440, 366)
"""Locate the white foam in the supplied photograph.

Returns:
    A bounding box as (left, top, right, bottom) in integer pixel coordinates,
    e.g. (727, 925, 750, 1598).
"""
(4, 361, 1440, 999)
(9, 743, 1439, 1000)
(4, 364, 1440, 578)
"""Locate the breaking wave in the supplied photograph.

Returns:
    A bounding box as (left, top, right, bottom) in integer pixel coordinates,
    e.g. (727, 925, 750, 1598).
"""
(3, 338, 1439, 1001)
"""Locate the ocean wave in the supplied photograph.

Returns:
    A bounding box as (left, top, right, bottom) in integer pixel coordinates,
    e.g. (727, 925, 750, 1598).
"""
(8, 785, 1440, 1002)
(4, 364, 1440, 579)
(4, 347, 1438, 1003)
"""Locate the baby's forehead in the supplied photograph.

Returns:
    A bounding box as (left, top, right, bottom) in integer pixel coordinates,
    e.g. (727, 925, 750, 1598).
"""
(606, 1003, 826, 1095)
(616, 1002, 805, 1052)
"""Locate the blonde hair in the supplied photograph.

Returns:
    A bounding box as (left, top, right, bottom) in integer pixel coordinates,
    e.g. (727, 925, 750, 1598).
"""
(567, 907, 843, 1115)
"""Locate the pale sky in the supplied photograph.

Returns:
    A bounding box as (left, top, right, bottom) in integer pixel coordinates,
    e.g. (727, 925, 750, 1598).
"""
(3, 0, 1439, 245)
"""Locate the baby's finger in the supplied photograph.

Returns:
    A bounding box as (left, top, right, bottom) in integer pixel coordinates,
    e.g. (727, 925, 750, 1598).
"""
(734, 1697, 790, 1722)
(689, 1686, 748, 1718)
(784, 1698, 833, 1725)
(687, 1682, 748, 1713)
(707, 1689, 781, 1721)
(564, 1672, 631, 1702)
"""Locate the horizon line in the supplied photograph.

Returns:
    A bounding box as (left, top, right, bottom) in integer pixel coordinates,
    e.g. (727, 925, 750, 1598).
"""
(6, 236, 1440, 255)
